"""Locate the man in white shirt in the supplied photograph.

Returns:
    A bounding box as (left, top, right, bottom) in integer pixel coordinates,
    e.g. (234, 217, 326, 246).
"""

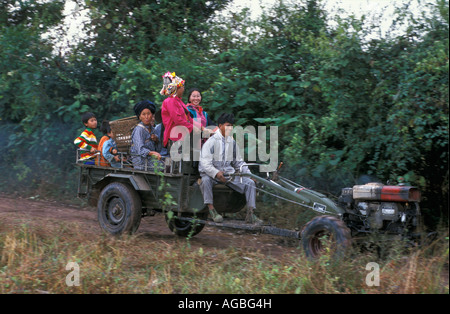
(199, 113, 262, 224)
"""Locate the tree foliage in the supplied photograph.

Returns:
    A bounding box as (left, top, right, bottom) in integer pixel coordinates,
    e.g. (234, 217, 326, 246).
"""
(0, 0, 447, 225)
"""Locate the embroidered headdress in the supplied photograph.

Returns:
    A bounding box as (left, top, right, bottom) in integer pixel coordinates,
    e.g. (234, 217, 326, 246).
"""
(160, 72, 185, 97)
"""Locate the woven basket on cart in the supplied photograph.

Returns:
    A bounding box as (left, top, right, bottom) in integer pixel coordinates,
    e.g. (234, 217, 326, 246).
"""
(109, 116, 139, 152)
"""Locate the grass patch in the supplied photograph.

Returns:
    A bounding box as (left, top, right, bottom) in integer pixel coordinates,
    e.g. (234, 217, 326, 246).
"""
(0, 221, 448, 294)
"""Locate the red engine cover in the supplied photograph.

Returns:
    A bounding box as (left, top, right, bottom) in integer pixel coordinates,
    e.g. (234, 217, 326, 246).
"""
(352, 183, 421, 202)
(380, 186, 421, 202)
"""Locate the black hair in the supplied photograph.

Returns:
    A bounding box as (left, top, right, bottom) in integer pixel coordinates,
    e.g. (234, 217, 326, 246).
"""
(81, 112, 96, 124)
(100, 120, 111, 135)
(187, 88, 202, 104)
(217, 113, 235, 125)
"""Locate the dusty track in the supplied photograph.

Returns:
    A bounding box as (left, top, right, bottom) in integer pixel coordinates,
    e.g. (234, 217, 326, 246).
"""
(0, 194, 299, 257)
(1, 193, 448, 292)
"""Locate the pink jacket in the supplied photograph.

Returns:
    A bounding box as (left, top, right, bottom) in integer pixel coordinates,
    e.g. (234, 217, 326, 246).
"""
(161, 96, 196, 147)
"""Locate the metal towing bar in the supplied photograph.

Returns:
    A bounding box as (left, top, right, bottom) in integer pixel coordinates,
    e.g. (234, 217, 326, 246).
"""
(176, 216, 301, 239)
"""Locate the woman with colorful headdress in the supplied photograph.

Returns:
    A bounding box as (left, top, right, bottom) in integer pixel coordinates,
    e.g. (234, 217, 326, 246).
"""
(160, 72, 202, 151)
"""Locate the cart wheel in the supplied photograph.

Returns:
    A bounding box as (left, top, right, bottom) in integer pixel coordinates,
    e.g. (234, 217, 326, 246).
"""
(301, 215, 352, 259)
(98, 182, 142, 235)
(165, 211, 208, 237)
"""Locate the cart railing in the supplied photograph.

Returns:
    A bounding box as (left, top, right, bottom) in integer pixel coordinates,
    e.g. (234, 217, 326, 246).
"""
(75, 148, 183, 175)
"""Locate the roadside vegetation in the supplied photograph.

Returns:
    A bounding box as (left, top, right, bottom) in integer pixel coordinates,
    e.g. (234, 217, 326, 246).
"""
(0, 219, 447, 294)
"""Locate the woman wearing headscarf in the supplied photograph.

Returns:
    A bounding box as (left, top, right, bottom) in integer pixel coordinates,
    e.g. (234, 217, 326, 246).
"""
(130, 100, 164, 171)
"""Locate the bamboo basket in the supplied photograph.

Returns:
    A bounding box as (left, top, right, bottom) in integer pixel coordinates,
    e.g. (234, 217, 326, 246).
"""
(109, 116, 139, 152)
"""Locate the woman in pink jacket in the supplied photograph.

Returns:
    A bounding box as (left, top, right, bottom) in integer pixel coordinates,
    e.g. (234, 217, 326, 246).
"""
(160, 72, 206, 160)
(160, 72, 192, 146)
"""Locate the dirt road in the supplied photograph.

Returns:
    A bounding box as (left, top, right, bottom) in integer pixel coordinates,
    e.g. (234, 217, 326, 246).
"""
(0, 194, 299, 257)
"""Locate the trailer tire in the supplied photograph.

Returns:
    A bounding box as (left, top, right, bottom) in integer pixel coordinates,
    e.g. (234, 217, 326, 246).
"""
(301, 215, 352, 259)
(97, 182, 142, 235)
(165, 212, 208, 237)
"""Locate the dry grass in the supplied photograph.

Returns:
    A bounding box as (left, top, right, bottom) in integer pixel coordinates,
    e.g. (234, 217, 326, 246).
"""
(0, 221, 448, 294)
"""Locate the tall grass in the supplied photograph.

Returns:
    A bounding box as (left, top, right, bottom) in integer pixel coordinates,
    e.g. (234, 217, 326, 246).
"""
(0, 221, 448, 294)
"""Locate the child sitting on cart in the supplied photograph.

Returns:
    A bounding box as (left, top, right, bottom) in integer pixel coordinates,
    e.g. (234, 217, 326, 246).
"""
(74, 112, 99, 164)
(101, 120, 126, 168)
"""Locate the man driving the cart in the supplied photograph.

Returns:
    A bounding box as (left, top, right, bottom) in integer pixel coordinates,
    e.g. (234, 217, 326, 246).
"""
(199, 113, 263, 225)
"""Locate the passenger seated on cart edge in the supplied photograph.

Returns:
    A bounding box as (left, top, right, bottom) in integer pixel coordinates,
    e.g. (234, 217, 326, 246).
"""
(74, 112, 99, 165)
(96, 120, 111, 166)
(186, 87, 217, 146)
(198, 113, 263, 225)
(130, 100, 164, 171)
(160, 71, 194, 148)
(101, 120, 126, 168)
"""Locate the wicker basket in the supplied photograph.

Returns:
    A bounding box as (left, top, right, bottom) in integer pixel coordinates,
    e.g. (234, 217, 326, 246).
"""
(110, 116, 139, 152)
